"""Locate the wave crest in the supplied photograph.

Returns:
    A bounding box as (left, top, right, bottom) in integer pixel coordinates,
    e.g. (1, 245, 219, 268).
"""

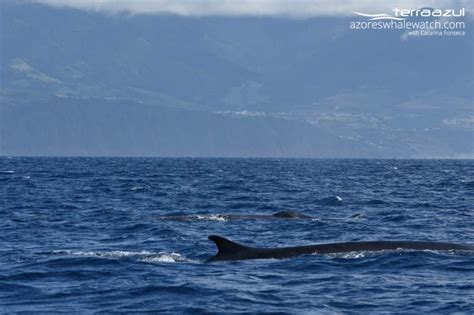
(51, 249, 194, 263)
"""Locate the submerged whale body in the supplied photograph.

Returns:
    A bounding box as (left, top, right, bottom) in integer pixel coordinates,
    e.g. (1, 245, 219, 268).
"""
(207, 235, 474, 261)
(270, 211, 312, 219)
(154, 211, 313, 221)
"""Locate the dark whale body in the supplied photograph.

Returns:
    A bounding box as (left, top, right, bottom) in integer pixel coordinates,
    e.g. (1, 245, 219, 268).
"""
(208, 235, 474, 261)
(154, 211, 313, 221)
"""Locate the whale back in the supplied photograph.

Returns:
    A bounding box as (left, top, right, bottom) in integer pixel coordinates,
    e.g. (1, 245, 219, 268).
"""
(272, 211, 311, 219)
(207, 235, 474, 262)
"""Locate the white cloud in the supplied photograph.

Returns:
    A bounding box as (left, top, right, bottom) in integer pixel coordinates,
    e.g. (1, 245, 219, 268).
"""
(31, 0, 473, 17)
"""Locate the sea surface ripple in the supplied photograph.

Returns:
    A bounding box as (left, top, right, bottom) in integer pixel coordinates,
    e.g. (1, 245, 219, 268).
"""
(1, 158, 473, 313)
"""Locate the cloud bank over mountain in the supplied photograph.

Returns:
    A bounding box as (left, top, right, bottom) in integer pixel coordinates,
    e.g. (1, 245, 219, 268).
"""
(31, 0, 473, 17)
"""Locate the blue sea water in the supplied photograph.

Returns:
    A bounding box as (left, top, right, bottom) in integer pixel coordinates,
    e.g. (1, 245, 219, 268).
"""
(1, 157, 473, 313)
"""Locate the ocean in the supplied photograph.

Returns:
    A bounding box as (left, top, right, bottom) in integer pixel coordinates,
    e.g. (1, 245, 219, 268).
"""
(1, 157, 473, 313)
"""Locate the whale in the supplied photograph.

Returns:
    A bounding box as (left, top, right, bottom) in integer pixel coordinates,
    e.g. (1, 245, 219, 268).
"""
(207, 235, 474, 261)
(153, 211, 314, 221)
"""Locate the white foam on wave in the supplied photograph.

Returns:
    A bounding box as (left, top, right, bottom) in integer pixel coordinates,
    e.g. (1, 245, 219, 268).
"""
(327, 251, 367, 259)
(140, 252, 193, 263)
(195, 214, 228, 221)
(52, 249, 154, 257)
(1, 170, 15, 174)
(51, 249, 194, 263)
(325, 248, 450, 259)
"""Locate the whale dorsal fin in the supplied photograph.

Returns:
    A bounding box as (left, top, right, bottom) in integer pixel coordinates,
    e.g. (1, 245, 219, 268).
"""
(208, 235, 251, 261)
